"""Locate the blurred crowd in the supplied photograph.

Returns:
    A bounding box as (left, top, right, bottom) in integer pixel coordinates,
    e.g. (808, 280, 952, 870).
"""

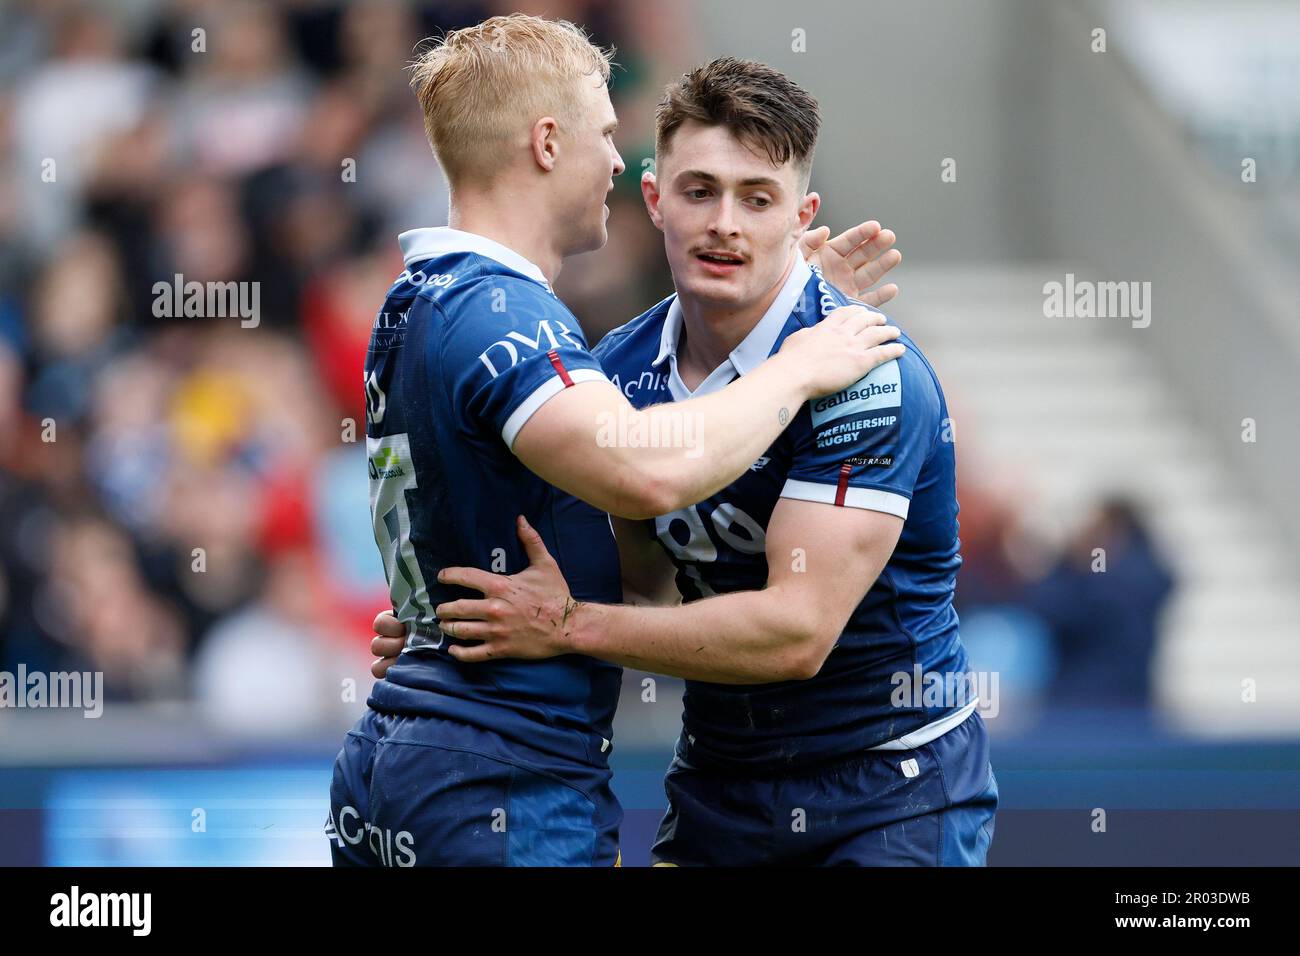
(0, 0, 1174, 734)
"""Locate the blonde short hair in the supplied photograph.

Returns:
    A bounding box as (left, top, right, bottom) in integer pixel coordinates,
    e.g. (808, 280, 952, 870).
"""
(408, 14, 614, 185)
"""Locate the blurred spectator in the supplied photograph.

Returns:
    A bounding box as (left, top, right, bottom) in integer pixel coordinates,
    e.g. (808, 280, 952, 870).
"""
(193, 529, 371, 740)
(44, 511, 187, 701)
(12, 2, 158, 253)
(1026, 498, 1176, 708)
(170, 1, 314, 178)
(25, 230, 132, 424)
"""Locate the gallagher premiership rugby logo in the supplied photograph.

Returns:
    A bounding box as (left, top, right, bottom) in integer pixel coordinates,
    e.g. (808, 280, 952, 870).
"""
(810, 361, 901, 428)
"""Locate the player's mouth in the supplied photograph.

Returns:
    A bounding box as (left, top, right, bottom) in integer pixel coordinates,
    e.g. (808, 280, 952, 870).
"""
(694, 250, 745, 277)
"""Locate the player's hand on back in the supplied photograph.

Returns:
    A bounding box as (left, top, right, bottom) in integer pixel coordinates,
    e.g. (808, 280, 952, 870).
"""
(779, 305, 904, 398)
(436, 516, 578, 663)
(800, 220, 901, 308)
(370, 610, 406, 678)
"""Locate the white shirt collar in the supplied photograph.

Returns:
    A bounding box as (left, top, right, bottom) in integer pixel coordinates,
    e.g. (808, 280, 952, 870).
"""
(654, 254, 812, 399)
(398, 226, 552, 292)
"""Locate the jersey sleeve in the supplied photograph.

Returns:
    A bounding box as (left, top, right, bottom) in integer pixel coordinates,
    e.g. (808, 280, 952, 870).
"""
(436, 278, 611, 449)
(780, 351, 940, 519)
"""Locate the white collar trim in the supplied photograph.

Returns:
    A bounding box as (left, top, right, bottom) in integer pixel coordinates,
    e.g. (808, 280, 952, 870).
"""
(653, 253, 812, 377)
(398, 227, 551, 290)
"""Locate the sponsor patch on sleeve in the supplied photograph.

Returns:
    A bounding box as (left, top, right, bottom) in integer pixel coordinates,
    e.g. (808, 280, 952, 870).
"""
(809, 361, 901, 428)
(809, 361, 902, 451)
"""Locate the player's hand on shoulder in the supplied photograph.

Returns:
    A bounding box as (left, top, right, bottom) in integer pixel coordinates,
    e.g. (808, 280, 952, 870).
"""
(800, 220, 901, 308)
(780, 305, 904, 398)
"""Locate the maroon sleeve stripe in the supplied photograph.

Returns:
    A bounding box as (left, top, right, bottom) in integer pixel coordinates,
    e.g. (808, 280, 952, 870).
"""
(834, 461, 854, 507)
(546, 349, 575, 387)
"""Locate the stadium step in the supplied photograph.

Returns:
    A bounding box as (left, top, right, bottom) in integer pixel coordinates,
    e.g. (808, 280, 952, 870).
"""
(891, 264, 1300, 737)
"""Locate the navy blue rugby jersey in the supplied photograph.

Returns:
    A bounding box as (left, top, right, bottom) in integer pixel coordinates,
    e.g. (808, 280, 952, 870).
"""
(364, 227, 623, 767)
(593, 255, 972, 772)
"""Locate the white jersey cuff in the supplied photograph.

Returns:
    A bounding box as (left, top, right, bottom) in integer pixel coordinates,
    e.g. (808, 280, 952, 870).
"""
(780, 478, 911, 519)
(502, 368, 608, 450)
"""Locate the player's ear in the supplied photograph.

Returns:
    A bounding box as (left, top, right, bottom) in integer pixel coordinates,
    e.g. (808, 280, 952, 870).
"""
(641, 170, 664, 231)
(531, 117, 560, 172)
(796, 190, 821, 238)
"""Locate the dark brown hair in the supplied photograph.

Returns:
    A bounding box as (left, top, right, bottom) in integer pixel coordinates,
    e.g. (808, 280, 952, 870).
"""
(655, 57, 821, 180)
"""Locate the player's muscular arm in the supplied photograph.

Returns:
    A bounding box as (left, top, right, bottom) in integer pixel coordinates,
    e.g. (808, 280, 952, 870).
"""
(511, 306, 903, 520)
(612, 516, 680, 607)
(437, 503, 902, 684)
(562, 499, 901, 682)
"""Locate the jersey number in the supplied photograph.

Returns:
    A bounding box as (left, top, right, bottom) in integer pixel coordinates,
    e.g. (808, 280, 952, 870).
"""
(368, 434, 433, 627)
(653, 502, 766, 597)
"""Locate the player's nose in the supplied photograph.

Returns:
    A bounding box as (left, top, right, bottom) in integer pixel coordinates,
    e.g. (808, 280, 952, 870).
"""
(709, 196, 740, 238)
(611, 145, 626, 177)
